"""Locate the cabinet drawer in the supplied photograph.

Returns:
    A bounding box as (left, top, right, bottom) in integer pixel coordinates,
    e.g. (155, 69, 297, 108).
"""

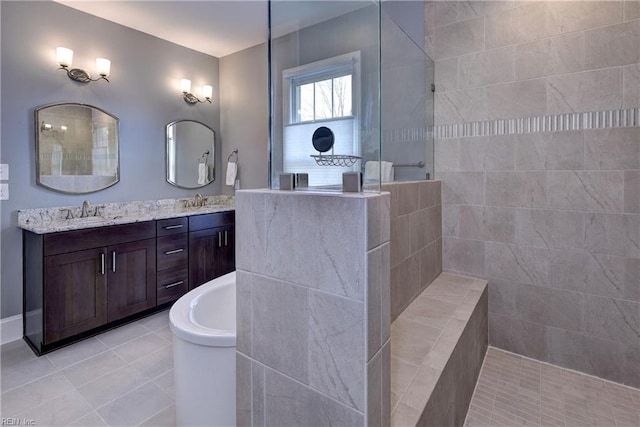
(157, 217, 188, 237)
(44, 221, 155, 256)
(157, 234, 188, 271)
(189, 211, 235, 232)
(157, 266, 188, 305)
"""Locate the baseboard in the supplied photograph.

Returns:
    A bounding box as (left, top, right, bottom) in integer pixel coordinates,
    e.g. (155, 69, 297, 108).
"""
(1, 314, 22, 345)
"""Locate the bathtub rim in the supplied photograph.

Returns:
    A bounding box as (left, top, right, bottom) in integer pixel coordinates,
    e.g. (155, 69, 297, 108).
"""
(169, 271, 236, 347)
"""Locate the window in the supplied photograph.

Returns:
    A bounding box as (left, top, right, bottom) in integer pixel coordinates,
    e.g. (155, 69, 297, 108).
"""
(282, 52, 360, 188)
(296, 74, 352, 122)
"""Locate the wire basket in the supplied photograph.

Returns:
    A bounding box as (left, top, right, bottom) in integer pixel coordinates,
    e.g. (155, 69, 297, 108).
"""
(310, 154, 362, 167)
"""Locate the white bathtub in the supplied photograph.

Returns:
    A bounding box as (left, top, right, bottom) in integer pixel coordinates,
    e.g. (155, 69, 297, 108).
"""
(170, 271, 236, 427)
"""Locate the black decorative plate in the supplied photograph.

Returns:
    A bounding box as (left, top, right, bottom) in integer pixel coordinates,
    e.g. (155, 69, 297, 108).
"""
(311, 126, 335, 153)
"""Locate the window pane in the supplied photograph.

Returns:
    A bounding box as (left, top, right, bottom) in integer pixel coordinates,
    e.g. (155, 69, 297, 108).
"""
(314, 79, 333, 120)
(333, 75, 352, 117)
(298, 83, 314, 122)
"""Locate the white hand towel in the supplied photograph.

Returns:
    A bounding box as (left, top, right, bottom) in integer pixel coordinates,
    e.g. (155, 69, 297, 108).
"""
(197, 162, 207, 185)
(364, 161, 380, 182)
(226, 161, 237, 186)
(380, 161, 394, 182)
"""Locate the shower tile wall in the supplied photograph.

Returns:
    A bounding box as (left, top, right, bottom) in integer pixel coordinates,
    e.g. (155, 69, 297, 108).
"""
(428, 0, 640, 388)
(381, 181, 443, 320)
(235, 190, 391, 426)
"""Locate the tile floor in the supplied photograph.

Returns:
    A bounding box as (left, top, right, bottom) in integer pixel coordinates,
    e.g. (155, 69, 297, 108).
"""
(465, 347, 640, 427)
(4, 308, 640, 427)
(0, 310, 175, 426)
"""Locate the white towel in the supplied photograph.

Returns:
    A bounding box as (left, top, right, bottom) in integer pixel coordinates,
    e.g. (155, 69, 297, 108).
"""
(380, 161, 394, 182)
(225, 161, 237, 186)
(364, 161, 380, 182)
(197, 162, 207, 185)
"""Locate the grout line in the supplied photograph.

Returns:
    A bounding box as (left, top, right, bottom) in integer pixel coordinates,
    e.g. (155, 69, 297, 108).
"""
(135, 403, 175, 427)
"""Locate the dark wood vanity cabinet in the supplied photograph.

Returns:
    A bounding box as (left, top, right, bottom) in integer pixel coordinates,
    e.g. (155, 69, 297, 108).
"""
(23, 211, 234, 354)
(25, 222, 156, 353)
(106, 239, 157, 322)
(44, 237, 156, 344)
(188, 211, 235, 289)
(43, 248, 107, 343)
(156, 217, 189, 305)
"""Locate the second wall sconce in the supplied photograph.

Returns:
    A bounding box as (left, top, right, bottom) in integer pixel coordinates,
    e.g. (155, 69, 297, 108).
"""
(56, 47, 110, 83)
(181, 79, 212, 104)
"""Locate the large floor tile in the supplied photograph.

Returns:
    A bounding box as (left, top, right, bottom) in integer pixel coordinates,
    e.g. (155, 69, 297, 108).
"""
(139, 404, 176, 427)
(112, 333, 170, 363)
(1, 372, 74, 416)
(78, 365, 150, 409)
(17, 389, 93, 426)
(96, 323, 152, 348)
(61, 350, 127, 388)
(97, 382, 172, 426)
(45, 337, 109, 370)
(0, 310, 174, 427)
(1, 354, 57, 391)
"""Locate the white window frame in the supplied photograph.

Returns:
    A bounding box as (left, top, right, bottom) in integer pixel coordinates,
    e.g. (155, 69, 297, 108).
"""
(281, 52, 361, 187)
(283, 51, 361, 126)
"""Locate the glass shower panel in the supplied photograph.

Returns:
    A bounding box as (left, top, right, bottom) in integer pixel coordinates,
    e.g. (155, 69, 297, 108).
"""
(269, 0, 381, 192)
(380, 6, 434, 181)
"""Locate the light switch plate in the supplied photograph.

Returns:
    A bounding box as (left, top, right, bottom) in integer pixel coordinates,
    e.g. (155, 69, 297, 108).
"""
(0, 164, 8, 180)
(0, 183, 8, 200)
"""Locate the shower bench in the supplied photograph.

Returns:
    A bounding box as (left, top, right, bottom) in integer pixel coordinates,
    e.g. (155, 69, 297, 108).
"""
(390, 272, 488, 427)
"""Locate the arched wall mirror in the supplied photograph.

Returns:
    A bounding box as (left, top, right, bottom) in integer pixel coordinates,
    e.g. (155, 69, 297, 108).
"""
(35, 103, 120, 194)
(166, 120, 215, 189)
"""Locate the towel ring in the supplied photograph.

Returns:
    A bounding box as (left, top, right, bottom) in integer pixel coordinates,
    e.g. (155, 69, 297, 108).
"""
(199, 151, 209, 164)
(227, 149, 238, 163)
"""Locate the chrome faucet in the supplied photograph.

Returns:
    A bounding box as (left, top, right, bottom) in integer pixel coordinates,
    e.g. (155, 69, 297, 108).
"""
(194, 193, 204, 207)
(80, 200, 92, 218)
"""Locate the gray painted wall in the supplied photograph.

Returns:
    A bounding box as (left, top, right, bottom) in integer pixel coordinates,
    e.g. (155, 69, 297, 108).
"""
(219, 43, 269, 195)
(1, 1, 221, 318)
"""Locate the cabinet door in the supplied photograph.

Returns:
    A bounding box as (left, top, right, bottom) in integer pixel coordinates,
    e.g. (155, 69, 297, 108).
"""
(44, 248, 107, 344)
(107, 239, 156, 322)
(216, 226, 235, 277)
(188, 228, 218, 289)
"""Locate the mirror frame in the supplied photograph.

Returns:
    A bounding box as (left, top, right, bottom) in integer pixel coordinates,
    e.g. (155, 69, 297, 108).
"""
(165, 119, 216, 189)
(35, 102, 120, 194)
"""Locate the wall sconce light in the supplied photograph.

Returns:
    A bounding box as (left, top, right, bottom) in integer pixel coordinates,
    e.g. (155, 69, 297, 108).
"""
(180, 79, 212, 104)
(40, 121, 67, 133)
(56, 47, 110, 83)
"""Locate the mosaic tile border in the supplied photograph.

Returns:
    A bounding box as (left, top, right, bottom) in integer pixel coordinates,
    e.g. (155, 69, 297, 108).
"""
(383, 107, 640, 143)
(434, 107, 640, 140)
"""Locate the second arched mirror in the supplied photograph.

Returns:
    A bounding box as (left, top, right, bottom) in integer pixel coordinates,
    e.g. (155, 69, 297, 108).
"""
(166, 120, 215, 189)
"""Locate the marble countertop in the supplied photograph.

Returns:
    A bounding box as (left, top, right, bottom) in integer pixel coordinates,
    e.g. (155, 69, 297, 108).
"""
(18, 195, 235, 234)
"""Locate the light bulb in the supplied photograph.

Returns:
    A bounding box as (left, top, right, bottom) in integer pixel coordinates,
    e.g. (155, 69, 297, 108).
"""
(96, 58, 110, 77)
(202, 85, 213, 100)
(180, 79, 192, 94)
(56, 47, 73, 67)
